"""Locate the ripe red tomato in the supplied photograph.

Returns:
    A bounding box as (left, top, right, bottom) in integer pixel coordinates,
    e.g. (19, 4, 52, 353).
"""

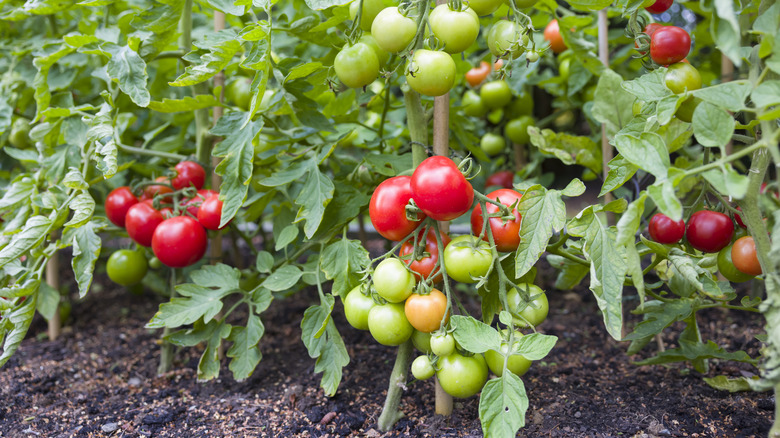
(171, 161, 206, 190)
(648, 213, 685, 244)
(650, 26, 690, 65)
(685, 210, 734, 253)
(399, 229, 451, 282)
(144, 176, 174, 200)
(125, 201, 165, 247)
(404, 288, 449, 333)
(410, 156, 474, 221)
(544, 20, 566, 54)
(105, 186, 138, 228)
(646, 0, 673, 13)
(198, 195, 226, 230)
(151, 216, 208, 268)
(182, 189, 219, 217)
(369, 176, 426, 241)
(470, 188, 523, 252)
(485, 170, 514, 189)
(645, 23, 664, 37)
(465, 61, 491, 87)
(732, 236, 762, 276)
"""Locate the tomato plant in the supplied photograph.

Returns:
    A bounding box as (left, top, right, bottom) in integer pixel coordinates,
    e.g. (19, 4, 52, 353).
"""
(371, 7, 416, 53)
(732, 236, 762, 276)
(487, 21, 524, 59)
(648, 213, 685, 244)
(442, 235, 493, 283)
(335, 42, 380, 88)
(343, 285, 376, 330)
(645, 0, 673, 13)
(368, 302, 414, 346)
(650, 26, 690, 65)
(470, 188, 523, 252)
(404, 288, 448, 333)
(436, 352, 488, 398)
(465, 61, 491, 87)
(686, 211, 734, 253)
(480, 133, 506, 156)
(543, 20, 566, 54)
(717, 244, 754, 283)
(480, 80, 513, 109)
(410, 156, 473, 221)
(399, 229, 451, 282)
(171, 161, 206, 190)
(484, 332, 532, 377)
(430, 332, 456, 357)
(405, 50, 456, 97)
(504, 116, 534, 145)
(411, 355, 435, 380)
(506, 285, 549, 328)
(125, 202, 166, 247)
(197, 195, 226, 230)
(373, 258, 415, 303)
(369, 175, 425, 241)
(485, 170, 514, 189)
(428, 4, 479, 54)
(105, 187, 139, 228)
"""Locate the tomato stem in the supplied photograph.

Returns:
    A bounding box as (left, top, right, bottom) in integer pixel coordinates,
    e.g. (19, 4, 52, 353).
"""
(157, 268, 177, 376)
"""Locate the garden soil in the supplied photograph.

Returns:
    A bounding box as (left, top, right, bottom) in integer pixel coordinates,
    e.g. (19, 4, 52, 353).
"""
(0, 260, 773, 437)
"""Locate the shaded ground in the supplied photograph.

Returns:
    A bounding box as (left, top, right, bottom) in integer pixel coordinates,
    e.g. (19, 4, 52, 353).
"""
(0, 265, 773, 438)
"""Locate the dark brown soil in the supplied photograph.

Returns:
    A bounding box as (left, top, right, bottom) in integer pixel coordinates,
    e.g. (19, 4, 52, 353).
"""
(0, 264, 773, 438)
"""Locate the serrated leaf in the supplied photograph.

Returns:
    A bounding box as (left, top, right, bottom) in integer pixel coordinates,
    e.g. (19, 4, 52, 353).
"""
(692, 81, 750, 112)
(0, 177, 36, 212)
(692, 101, 735, 148)
(301, 294, 349, 396)
(599, 155, 638, 197)
(65, 192, 95, 228)
(0, 216, 52, 268)
(227, 313, 265, 381)
(304, 0, 351, 9)
(621, 69, 671, 103)
(647, 180, 682, 221)
(592, 69, 639, 139)
(548, 254, 589, 290)
(479, 373, 528, 438)
(320, 239, 370, 297)
(0, 294, 37, 368)
(197, 322, 232, 381)
(636, 339, 756, 366)
(170, 31, 242, 86)
(451, 315, 501, 354)
(62, 168, 88, 190)
(514, 333, 557, 360)
(528, 128, 602, 174)
(712, 0, 742, 68)
(704, 375, 764, 393)
(624, 299, 693, 341)
(613, 132, 669, 180)
(106, 46, 150, 107)
(514, 186, 566, 279)
(294, 165, 334, 238)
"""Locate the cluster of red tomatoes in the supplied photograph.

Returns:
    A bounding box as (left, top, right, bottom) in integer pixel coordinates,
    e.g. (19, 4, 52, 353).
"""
(648, 210, 763, 283)
(343, 156, 550, 397)
(104, 161, 226, 283)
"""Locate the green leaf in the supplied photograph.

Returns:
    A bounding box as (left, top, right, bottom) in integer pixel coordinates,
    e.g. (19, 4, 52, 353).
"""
(599, 155, 638, 197)
(204, 0, 245, 14)
(274, 225, 299, 251)
(514, 185, 566, 279)
(751, 80, 780, 110)
(636, 339, 756, 366)
(0, 216, 52, 268)
(514, 333, 557, 360)
(320, 239, 370, 297)
(592, 69, 637, 139)
(294, 164, 335, 238)
(148, 95, 221, 113)
(692, 101, 735, 147)
(65, 192, 95, 228)
(262, 265, 303, 292)
(301, 294, 350, 396)
(479, 373, 529, 438)
(547, 254, 589, 290)
(711, 0, 742, 68)
(613, 132, 669, 180)
(146, 264, 241, 328)
(36, 282, 59, 322)
(130, 0, 183, 33)
(212, 113, 263, 228)
(170, 30, 242, 86)
(528, 128, 602, 173)
(255, 251, 273, 273)
(703, 164, 749, 200)
(227, 313, 265, 381)
(691, 80, 751, 112)
(621, 69, 671, 103)
(0, 177, 36, 212)
(451, 315, 501, 354)
(616, 193, 645, 246)
(304, 0, 351, 10)
(647, 180, 682, 221)
(285, 62, 324, 83)
(624, 299, 693, 341)
(106, 45, 150, 107)
(32, 46, 75, 121)
(704, 375, 764, 393)
(198, 322, 232, 382)
(0, 294, 36, 368)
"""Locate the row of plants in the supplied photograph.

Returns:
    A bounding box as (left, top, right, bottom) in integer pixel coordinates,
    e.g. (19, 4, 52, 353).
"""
(1, 0, 778, 435)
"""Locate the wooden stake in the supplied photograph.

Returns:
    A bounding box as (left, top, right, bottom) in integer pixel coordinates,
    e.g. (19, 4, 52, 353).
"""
(213, 10, 226, 361)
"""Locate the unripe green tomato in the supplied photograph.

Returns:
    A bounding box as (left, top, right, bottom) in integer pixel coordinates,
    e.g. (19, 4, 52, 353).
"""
(487, 21, 524, 59)
(349, 0, 388, 31)
(226, 78, 252, 111)
(335, 42, 380, 89)
(429, 4, 480, 54)
(558, 57, 571, 81)
(508, 0, 538, 7)
(412, 330, 433, 353)
(8, 118, 31, 148)
(405, 50, 456, 97)
(582, 84, 597, 102)
(480, 80, 513, 109)
(358, 33, 389, 66)
(553, 110, 575, 130)
(504, 116, 534, 145)
(373, 258, 415, 303)
(368, 302, 414, 346)
(581, 168, 598, 181)
(107, 250, 148, 287)
(436, 352, 488, 398)
(430, 332, 456, 356)
(506, 284, 549, 327)
(479, 133, 506, 157)
(371, 7, 417, 53)
(58, 300, 72, 322)
(343, 285, 376, 330)
(149, 257, 163, 269)
(484, 331, 532, 377)
(675, 96, 700, 123)
(462, 90, 488, 117)
(506, 92, 534, 118)
(664, 62, 702, 94)
(526, 51, 540, 63)
(468, 0, 503, 15)
(411, 355, 435, 380)
(443, 235, 494, 282)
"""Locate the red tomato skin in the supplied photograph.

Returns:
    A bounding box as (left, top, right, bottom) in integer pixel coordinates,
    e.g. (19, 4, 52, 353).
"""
(198, 195, 227, 230)
(125, 202, 165, 247)
(646, 0, 673, 13)
(465, 61, 491, 87)
(543, 20, 566, 54)
(485, 170, 514, 189)
(470, 188, 523, 252)
(685, 210, 734, 253)
(734, 207, 746, 228)
(172, 161, 206, 190)
(648, 213, 685, 244)
(650, 26, 690, 65)
(183, 189, 219, 217)
(732, 236, 762, 276)
(399, 230, 451, 282)
(144, 176, 174, 199)
(410, 156, 474, 221)
(369, 176, 426, 241)
(152, 216, 208, 268)
(106, 186, 138, 227)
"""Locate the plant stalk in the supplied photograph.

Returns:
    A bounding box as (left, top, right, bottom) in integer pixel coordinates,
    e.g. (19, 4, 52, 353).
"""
(46, 249, 61, 341)
(157, 269, 177, 376)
